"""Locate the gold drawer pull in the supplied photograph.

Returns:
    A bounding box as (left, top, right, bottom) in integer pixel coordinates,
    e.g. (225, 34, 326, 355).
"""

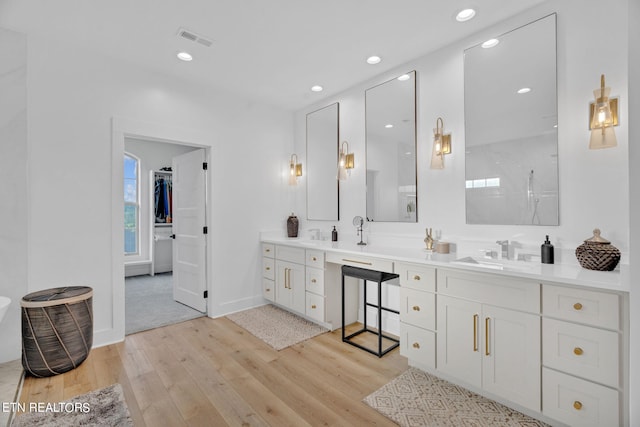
(574, 347, 584, 356)
(265, 267, 271, 271)
(311, 279, 317, 283)
(266, 288, 271, 292)
(311, 304, 317, 309)
(473, 314, 479, 352)
(573, 401, 583, 410)
(412, 305, 420, 311)
(342, 258, 373, 265)
(485, 317, 490, 356)
(413, 275, 421, 280)
(412, 342, 420, 349)
(265, 248, 271, 252)
(312, 256, 317, 261)
(573, 302, 583, 310)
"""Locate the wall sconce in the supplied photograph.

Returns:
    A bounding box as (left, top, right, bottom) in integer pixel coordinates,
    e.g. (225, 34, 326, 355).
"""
(338, 141, 354, 181)
(289, 153, 302, 186)
(430, 117, 452, 169)
(589, 74, 618, 149)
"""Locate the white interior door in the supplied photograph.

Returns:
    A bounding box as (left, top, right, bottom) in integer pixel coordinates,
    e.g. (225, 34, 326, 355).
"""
(172, 148, 207, 312)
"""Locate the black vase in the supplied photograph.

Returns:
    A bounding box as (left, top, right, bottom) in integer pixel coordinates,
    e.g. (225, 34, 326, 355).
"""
(287, 213, 299, 238)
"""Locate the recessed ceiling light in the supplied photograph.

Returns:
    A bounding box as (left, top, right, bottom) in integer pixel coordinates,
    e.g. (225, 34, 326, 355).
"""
(456, 8, 476, 22)
(311, 85, 323, 92)
(385, 124, 394, 129)
(397, 74, 410, 81)
(517, 87, 532, 94)
(177, 51, 193, 61)
(482, 39, 499, 48)
(367, 56, 382, 65)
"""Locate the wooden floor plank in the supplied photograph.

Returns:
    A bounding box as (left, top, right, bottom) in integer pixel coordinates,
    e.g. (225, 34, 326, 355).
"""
(18, 315, 408, 426)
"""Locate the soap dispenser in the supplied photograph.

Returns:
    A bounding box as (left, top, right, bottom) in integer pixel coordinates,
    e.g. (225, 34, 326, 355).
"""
(541, 235, 554, 264)
(331, 226, 338, 242)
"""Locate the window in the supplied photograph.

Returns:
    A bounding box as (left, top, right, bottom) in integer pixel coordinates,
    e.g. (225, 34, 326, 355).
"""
(124, 153, 140, 255)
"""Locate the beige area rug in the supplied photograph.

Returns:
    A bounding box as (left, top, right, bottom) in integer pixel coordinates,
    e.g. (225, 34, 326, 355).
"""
(364, 367, 550, 427)
(226, 304, 328, 350)
(12, 383, 133, 427)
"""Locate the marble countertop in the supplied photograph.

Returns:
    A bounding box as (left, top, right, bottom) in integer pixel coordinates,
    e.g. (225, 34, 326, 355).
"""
(261, 237, 630, 293)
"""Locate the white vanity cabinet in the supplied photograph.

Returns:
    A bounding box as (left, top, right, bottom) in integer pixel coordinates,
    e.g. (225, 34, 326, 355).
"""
(436, 269, 541, 413)
(274, 246, 306, 314)
(397, 263, 436, 369)
(541, 284, 622, 427)
(261, 243, 275, 302)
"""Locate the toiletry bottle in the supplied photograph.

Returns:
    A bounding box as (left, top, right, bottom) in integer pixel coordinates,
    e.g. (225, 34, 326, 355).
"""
(541, 235, 554, 264)
(331, 226, 338, 242)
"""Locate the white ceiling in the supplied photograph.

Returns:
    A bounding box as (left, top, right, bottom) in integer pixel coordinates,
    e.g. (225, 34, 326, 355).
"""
(0, 0, 547, 111)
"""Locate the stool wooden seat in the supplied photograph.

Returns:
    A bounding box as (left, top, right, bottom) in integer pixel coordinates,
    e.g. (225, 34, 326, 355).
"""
(341, 265, 400, 357)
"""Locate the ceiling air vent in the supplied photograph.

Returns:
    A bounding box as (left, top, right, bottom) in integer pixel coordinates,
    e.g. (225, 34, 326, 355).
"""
(177, 28, 213, 47)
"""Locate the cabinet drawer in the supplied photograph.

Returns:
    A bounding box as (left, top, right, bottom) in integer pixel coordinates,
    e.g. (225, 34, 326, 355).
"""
(306, 267, 324, 295)
(542, 368, 619, 427)
(326, 252, 393, 273)
(542, 318, 619, 388)
(399, 323, 435, 369)
(542, 284, 619, 330)
(399, 287, 435, 330)
(437, 268, 539, 313)
(262, 257, 275, 280)
(306, 292, 325, 323)
(262, 243, 275, 258)
(276, 245, 305, 264)
(396, 263, 436, 292)
(306, 249, 325, 268)
(263, 278, 275, 302)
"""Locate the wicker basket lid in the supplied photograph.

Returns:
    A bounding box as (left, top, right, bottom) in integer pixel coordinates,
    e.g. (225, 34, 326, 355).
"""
(22, 286, 93, 308)
(584, 228, 610, 244)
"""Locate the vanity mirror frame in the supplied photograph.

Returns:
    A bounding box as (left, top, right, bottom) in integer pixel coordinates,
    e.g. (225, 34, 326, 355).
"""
(464, 14, 559, 226)
(306, 102, 340, 221)
(365, 70, 418, 223)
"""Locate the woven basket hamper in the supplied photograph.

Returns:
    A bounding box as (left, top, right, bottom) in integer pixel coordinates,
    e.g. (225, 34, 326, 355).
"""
(21, 286, 93, 377)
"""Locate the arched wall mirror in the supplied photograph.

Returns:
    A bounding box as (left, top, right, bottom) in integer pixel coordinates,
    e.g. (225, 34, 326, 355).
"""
(365, 71, 417, 222)
(306, 103, 339, 220)
(464, 14, 558, 225)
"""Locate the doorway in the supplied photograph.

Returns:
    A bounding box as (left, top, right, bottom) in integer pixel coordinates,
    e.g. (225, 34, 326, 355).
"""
(123, 137, 208, 335)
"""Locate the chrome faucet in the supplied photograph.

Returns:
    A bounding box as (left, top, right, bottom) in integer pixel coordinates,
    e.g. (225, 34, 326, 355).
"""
(496, 240, 509, 259)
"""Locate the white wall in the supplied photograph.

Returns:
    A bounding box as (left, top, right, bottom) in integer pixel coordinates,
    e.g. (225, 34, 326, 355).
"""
(0, 30, 293, 362)
(294, 0, 629, 260)
(0, 28, 27, 363)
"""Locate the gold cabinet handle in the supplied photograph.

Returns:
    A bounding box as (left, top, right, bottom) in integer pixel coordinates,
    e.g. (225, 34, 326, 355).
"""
(412, 342, 420, 349)
(342, 258, 373, 265)
(311, 279, 317, 283)
(311, 304, 316, 309)
(574, 347, 584, 356)
(266, 267, 271, 271)
(413, 275, 421, 281)
(266, 288, 271, 292)
(473, 314, 479, 352)
(265, 249, 271, 252)
(312, 256, 317, 261)
(573, 401, 583, 410)
(573, 302, 583, 310)
(485, 317, 490, 356)
(412, 305, 420, 311)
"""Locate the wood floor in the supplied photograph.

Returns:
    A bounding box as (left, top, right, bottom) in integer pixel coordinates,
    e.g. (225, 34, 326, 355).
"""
(18, 316, 408, 426)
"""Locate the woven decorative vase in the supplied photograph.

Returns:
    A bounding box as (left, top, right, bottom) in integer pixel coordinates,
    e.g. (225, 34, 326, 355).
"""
(21, 286, 93, 377)
(287, 213, 299, 238)
(575, 229, 621, 271)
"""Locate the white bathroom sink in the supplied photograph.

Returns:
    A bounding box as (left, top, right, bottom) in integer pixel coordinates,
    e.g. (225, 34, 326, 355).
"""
(451, 257, 537, 273)
(0, 296, 10, 323)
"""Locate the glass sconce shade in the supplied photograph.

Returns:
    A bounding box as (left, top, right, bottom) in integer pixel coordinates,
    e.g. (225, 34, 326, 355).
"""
(338, 141, 354, 181)
(430, 117, 451, 169)
(289, 154, 302, 185)
(588, 74, 618, 149)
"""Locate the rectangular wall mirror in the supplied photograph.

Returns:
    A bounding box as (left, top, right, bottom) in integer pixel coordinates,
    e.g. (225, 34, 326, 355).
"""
(365, 71, 417, 222)
(307, 103, 339, 220)
(464, 14, 558, 225)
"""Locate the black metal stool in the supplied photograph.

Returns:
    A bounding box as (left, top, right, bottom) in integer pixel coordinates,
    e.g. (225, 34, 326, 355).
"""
(341, 265, 400, 357)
